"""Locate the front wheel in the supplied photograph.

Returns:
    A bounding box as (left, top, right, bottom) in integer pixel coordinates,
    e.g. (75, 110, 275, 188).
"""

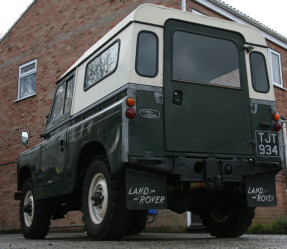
(19, 179, 51, 239)
(201, 195, 255, 238)
(82, 156, 132, 240)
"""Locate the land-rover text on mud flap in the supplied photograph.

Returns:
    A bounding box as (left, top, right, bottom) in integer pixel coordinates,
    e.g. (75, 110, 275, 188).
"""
(15, 4, 283, 240)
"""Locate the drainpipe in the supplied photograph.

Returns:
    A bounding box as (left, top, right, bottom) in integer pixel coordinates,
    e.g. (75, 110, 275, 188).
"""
(181, 0, 186, 11)
(282, 120, 287, 170)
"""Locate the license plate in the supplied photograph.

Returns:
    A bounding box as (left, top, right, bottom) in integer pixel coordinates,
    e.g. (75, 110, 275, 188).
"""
(255, 131, 279, 157)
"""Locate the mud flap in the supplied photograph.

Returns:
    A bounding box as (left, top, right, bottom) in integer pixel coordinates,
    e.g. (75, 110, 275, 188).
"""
(245, 173, 277, 207)
(125, 168, 167, 210)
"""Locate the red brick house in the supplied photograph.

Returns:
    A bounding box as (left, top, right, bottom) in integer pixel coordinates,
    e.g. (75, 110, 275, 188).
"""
(0, 0, 286, 231)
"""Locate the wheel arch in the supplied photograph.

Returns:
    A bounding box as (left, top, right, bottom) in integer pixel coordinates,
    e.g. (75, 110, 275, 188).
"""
(74, 141, 107, 191)
(18, 166, 32, 191)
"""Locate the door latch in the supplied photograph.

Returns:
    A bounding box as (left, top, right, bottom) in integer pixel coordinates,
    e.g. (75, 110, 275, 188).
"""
(173, 91, 182, 105)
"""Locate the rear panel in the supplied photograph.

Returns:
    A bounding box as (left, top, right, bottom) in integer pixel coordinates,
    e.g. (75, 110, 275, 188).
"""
(164, 20, 253, 155)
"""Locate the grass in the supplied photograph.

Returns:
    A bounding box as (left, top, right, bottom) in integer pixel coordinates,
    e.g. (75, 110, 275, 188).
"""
(247, 217, 287, 234)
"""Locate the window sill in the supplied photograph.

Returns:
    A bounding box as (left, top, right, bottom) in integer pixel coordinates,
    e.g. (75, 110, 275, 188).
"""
(14, 94, 36, 103)
(273, 84, 287, 91)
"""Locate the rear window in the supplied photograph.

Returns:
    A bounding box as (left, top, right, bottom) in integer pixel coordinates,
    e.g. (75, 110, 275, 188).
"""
(136, 31, 158, 77)
(250, 52, 270, 93)
(173, 31, 241, 88)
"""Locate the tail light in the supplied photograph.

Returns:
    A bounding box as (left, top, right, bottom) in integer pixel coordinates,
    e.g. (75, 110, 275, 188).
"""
(273, 122, 282, 131)
(125, 97, 136, 119)
(273, 113, 281, 131)
(126, 108, 136, 119)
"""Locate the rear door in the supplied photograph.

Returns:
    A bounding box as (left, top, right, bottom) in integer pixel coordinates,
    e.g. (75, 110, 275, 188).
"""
(164, 20, 253, 155)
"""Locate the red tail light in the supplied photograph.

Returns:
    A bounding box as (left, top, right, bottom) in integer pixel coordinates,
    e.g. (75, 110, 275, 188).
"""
(273, 122, 282, 131)
(126, 108, 136, 119)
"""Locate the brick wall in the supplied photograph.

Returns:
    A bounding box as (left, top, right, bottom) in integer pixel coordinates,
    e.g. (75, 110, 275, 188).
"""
(0, 0, 286, 232)
(0, 0, 182, 232)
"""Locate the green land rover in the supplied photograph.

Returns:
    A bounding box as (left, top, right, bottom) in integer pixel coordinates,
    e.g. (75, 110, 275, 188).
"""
(16, 4, 283, 240)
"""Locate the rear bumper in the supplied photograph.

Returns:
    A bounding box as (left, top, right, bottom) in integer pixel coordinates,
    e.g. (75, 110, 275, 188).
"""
(127, 155, 282, 209)
(129, 155, 282, 187)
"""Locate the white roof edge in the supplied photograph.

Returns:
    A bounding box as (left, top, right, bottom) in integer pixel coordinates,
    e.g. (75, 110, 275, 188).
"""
(60, 7, 137, 79)
(194, 0, 287, 49)
(62, 3, 267, 78)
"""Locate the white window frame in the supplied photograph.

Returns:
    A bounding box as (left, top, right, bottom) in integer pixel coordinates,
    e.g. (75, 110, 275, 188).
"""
(269, 49, 283, 88)
(18, 59, 37, 100)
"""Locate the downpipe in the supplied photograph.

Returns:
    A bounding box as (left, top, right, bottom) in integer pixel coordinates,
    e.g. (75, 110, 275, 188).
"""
(181, 0, 186, 12)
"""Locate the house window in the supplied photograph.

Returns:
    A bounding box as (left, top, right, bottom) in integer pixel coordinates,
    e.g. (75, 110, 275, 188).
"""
(18, 59, 37, 100)
(269, 49, 283, 88)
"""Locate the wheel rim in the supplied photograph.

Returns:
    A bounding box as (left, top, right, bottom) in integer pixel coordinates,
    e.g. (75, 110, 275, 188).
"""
(88, 173, 108, 224)
(23, 190, 34, 227)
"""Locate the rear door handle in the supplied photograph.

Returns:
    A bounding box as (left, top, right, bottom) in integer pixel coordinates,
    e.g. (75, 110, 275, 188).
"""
(173, 91, 182, 105)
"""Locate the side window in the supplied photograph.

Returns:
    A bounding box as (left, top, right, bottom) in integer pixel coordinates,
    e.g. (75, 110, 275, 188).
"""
(136, 31, 158, 77)
(18, 59, 37, 100)
(64, 78, 74, 114)
(50, 77, 74, 122)
(269, 49, 283, 88)
(84, 41, 120, 90)
(250, 52, 270, 93)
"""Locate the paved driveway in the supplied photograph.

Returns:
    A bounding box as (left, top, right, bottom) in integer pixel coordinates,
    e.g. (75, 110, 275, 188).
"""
(0, 232, 286, 249)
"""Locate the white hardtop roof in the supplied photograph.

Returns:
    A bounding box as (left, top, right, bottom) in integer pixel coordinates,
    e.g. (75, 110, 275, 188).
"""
(61, 4, 266, 79)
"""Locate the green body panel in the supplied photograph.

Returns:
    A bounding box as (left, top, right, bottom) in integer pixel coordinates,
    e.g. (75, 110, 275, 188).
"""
(68, 101, 123, 176)
(164, 20, 253, 155)
(18, 86, 125, 200)
(129, 89, 165, 157)
(250, 100, 281, 163)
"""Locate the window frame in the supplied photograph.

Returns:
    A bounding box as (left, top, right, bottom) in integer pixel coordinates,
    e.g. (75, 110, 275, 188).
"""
(249, 51, 270, 93)
(84, 40, 120, 91)
(47, 75, 75, 129)
(269, 48, 283, 88)
(135, 31, 159, 78)
(18, 59, 37, 100)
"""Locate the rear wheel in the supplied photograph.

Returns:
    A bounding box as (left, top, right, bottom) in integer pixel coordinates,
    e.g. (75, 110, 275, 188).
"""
(20, 179, 51, 239)
(127, 210, 148, 235)
(82, 156, 132, 240)
(201, 195, 255, 238)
